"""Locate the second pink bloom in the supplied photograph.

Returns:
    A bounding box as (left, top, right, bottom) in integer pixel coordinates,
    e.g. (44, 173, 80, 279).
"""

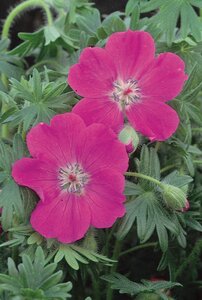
(68, 30, 188, 141)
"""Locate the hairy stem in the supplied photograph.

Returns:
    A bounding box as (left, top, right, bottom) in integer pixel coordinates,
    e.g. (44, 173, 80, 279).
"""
(89, 269, 101, 300)
(1, 102, 9, 138)
(120, 242, 158, 257)
(125, 171, 163, 188)
(106, 239, 121, 300)
(192, 127, 202, 133)
(2, 0, 53, 39)
(160, 164, 176, 174)
(155, 141, 161, 151)
(193, 160, 202, 164)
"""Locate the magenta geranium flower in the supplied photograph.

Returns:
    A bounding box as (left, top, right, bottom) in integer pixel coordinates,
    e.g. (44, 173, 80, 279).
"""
(68, 30, 188, 141)
(12, 113, 128, 243)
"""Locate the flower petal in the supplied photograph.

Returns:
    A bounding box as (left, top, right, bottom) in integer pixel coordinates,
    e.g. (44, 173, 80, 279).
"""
(31, 194, 91, 243)
(27, 113, 86, 164)
(50, 113, 86, 162)
(126, 101, 180, 141)
(105, 30, 155, 81)
(68, 47, 116, 98)
(77, 123, 129, 173)
(86, 169, 126, 228)
(140, 52, 188, 102)
(73, 97, 124, 133)
(12, 158, 59, 201)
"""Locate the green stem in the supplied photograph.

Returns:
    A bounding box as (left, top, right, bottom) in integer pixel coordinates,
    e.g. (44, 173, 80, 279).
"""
(89, 269, 101, 300)
(106, 239, 121, 300)
(1, 102, 9, 138)
(193, 160, 202, 164)
(174, 239, 202, 280)
(120, 242, 157, 257)
(125, 171, 163, 188)
(192, 127, 202, 133)
(160, 164, 176, 174)
(2, 0, 53, 39)
(103, 224, 117, 257)
(155, 141, 161, 151)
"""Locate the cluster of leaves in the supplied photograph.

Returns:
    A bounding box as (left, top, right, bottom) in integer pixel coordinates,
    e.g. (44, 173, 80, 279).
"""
(126, 0, 202, 44)
(0, 134, 32, 231)
(0, 247, 72, 299)
(102, 273, 181, 299)
(117, 146, 196, 252)
(0, 69, 75, 132)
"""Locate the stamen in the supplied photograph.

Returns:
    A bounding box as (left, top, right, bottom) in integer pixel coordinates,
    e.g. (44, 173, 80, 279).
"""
(58, 163, 89, 194)
(111, 78, 141, 108)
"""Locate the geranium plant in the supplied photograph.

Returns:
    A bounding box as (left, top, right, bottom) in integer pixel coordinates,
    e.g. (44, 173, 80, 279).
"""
(0, 0, 202, 299)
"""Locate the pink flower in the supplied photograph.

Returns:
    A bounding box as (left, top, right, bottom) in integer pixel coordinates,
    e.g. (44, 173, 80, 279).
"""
(12, 113, 128, 243)
(68, 30, 188, 141)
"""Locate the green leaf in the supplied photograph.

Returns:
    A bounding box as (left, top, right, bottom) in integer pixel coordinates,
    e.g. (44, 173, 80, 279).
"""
(0, 180, 24, 230)
(118, 187, 187, 251)
(0, 247, 72, 299)
(140, 0, 202, 44)
(9, 30, 44, 57)
(76, 8, 101, 35)
(137, 145, 160, 190)
(54, 244, 115, 270)
(0, 61, 23, 80)
(125, 0, 139, 16)
(44, 26, 60, 46)
(102, 13, 126, 35)
(162, 170, 193, 187)
(130, 5, 141, 30)
(7, 70, 71, 130)
(102, 273, 181, 296)
(12, 134, 26, 161)
(124, 180, 143, 196)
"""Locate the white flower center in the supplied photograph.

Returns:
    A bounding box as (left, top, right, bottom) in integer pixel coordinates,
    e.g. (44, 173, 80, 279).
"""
(58, 163, 89, 194)
(111, 78, 141, 108)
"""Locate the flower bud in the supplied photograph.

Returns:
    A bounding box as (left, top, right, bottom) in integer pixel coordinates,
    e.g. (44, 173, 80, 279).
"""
(125, 142, 134, 153)
(162, 184, 187, 210)
(182, 199, 190, 212)
(118, 125, 139, 154)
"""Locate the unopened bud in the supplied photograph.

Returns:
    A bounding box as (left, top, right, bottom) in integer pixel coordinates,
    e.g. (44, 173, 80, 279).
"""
(125, 142, 134, 153)
(162, 184, 187, 210)
(118, 125, 139, 154)
(182, 199, 190, 212)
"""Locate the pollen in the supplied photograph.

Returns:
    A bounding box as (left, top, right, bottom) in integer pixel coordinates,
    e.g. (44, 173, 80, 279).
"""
(111, 78, 141, 108)
(58, 163, 89, 194)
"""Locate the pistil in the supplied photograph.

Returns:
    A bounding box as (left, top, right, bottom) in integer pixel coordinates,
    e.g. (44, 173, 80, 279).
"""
(111, 78, 141, 108)
(58, 163, 89, 194)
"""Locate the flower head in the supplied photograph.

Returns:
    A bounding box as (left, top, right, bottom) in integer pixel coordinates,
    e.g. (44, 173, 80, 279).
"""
(12, 113, 128, 243)
(182, 199, 190, 212)
(68, 30, 188, 141)
(118, 125, 139, 153)
(162, 184, 187, 210)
